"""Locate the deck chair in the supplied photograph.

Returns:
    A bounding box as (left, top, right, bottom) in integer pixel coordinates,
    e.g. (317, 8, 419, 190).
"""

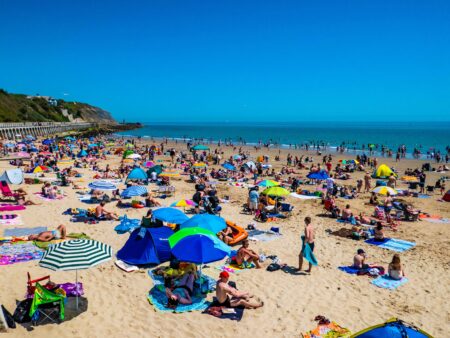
(0, 181, 19, 200)
(29, 283, 65, 325)
(27, 272, 53, 298)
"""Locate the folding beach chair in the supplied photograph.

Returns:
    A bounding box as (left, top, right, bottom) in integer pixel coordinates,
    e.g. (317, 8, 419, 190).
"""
(0, 181, 19, 200)
(29, 283, 65, 326)
(280, 203, 294, 217)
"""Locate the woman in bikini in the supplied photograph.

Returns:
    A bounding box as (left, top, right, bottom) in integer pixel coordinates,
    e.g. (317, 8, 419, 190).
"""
(28, 224, 66, 242)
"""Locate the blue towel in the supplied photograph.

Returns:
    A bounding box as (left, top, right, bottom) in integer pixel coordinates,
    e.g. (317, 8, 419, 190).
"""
(301, 236, 318, 266)
(4, 226, 47, 237)
(338, 266, 360, 275)
(371, 275, 408, 289)
(147, 285, 209, 313)
(148, 270, 216, 293)
(365, 238, 416, 252)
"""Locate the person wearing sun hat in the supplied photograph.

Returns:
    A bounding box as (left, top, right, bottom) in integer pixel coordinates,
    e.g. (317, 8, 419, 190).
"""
(215, 271, 264, 309)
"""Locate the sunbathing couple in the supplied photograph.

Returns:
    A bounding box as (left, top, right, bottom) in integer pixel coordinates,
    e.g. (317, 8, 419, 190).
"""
(216, 271, 263, 309)
(352, 249, 405, 280)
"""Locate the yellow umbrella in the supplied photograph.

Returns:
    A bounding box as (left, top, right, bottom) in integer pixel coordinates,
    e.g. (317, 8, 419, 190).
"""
(372, 186, 398, 196)
(261, 186, 290, 196)
(159, 171, 180, 177)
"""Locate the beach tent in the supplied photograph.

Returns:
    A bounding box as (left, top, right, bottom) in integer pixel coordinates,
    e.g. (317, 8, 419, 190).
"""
(0, 169, 23, 185)
(116, 226, 174, 265)
(307, 170, 330, 180)
(77, 150, 88, 158)
(443, 190, 450, 202)
(192, 144, 209, 151)
(372, 164, 397, 179)
(243, 161, 257, 171)
(351, 318, 432, 337)
(126, 167, 148, 183)
(222, 162, 236, 171)
(147, 165, 163, 175)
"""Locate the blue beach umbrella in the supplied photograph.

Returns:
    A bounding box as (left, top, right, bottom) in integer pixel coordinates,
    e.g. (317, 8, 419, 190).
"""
(222, 162, 236, 171)
(121, 186, 148, 198)
(88, 180, 118, 191)
(42, 139, 54, 145)
(169, 229, 231, 264)
(306, 170, 330, 180)
(180, 214, 226, 233)
(152, 207, 189, 224)
(88, 143, 98, 148)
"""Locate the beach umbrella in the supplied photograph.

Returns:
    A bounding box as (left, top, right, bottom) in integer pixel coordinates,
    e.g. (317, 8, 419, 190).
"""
(169, 228, 231, 264)
(261, 186, 290, 197)
(42, 139, 54, 145)
(222, 162, 236, 171)
(192, 162, 207, 169)
(122, 150, 134, 158)
(159, 170, 180, 177)
(180, 214, 226, 233)
(192, 144, 209, 151)
(147, 165, 163, 175)
(170, 199, 196, 208)
(351, 318, 432, 337)
(121, 185, 148, 198)
(32, 165, 50, 174)
(39, 151, 52, 156)
(126, 153, 141, 160)
(233, 154, 242, 160)
(256, 179, 280, 187)
(144, 161, 155, 168)
(371, 186, 398, 196)
(88, 180, 118, 191)
(306, 170, 330, 180)
(39, 239, 112, 309)
(153, 207, 189, 224)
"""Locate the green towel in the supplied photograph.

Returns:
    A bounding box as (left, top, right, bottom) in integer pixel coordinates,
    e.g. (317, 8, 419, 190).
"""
(67, 232, 90, 239)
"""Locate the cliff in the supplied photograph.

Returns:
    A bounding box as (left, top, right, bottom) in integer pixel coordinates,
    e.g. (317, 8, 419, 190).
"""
(0, 89, 117, 124)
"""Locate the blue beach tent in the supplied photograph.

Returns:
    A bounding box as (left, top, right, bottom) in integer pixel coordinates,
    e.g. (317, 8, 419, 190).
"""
(351, 319, 432, 338)
(116, 226, 174, 265)
(306, 170, 329, 180)
(126, 167, 148, 183)
(77, 150, 88, 158)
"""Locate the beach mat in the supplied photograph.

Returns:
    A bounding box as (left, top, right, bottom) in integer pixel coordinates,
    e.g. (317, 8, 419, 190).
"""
(247, 229, 281, 242)
(34, 193, 64, 201)
(365, 238, 416, 252)
(371, 275, 408, 290)
(338, 266, 360, 275)
(203, 305, 244, 321)
(290, 193, 320, 200)
(3, 226, 47, 237)
(0, 205, 25, 212)
(147, 285, 209, 313)
(421, 218, 450, 224)
(0, 242, 43, 265)
(148, 269, 216, 292)
(0, 216, 22, 226)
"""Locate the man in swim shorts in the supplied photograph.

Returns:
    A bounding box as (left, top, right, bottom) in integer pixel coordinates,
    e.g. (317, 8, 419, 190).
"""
(216, 271, 263, 309)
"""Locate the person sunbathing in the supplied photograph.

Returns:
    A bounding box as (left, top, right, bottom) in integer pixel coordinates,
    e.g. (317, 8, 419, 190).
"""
(235, 240, 261, 268)
(15, 188, 39, 206)
(373, 223, 385, 241)
(216, 271, 263, 309)
(341, 204, 352, 221)
(164, 275, 193, 308)
(388, 254, 406, 280)
(95, 201, 119, 220)
(145, 193, 161, 207)
(28, 224, 66, 242)
(218, 225, 234, 245)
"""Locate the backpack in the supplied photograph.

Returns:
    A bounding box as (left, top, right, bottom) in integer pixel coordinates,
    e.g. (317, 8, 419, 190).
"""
(266, 263, 281, 272)
(13, 299, 32, 324)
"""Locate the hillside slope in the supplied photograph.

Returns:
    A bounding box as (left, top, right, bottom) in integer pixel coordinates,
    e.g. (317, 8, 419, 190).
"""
(0, 89, 116, 124)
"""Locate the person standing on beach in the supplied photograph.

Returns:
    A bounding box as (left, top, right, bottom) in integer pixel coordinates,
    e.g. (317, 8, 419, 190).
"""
(298, 217, 315, 273)
(364, 172, 372, 192)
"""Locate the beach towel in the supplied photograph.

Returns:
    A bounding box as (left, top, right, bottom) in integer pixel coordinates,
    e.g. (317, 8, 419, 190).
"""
(365, 238, 416, 252)
(0, 205, 25, 212)
(148, 270, 216, 293)
(33, 193, 64, 201)
(34, 233, 90, 250)
(302, 241, 318, 266)
(371, 275, 408, 290)
(290, 193, 320, 200)
(421, 218, 450, 224)
(302, 322, 351, 338)
(0, 216, 22, 226)
(247, 229, 281, 242)
(203, 305, 244, 321)
(0, 242, 43, 265)
(114, 216, 140, 234)
(417, 194, 431, 199)
(338, 266, 360, 275)
(147, 285, 209, 313)
(3, 226, 47, 237)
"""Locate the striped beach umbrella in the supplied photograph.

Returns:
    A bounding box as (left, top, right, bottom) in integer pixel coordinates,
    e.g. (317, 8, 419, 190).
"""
(170, 199, 196, 208)
(121, 185, 148, 198)
(39, 239, 112, 309)
(88, 180, 118, 191)
(256, 179, 280, 187)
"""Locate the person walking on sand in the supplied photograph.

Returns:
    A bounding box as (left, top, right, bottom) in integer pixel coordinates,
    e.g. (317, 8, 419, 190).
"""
(298, 216, 315, 273)
(364, 172, 372, 192)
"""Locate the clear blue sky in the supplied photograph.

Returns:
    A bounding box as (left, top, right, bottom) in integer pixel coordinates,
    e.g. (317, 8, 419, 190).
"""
(1, 1, 449, 122)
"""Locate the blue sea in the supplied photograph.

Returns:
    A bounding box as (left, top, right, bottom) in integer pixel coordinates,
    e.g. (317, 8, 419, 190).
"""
(116, 122, 450, 158)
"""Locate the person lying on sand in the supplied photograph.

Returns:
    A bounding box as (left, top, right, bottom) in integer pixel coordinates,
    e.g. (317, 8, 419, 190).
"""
(218, 225, 233, 245)
(235, 240, 261, 268)
(28, 224, 66, 242)
(216, 271, 263, 309)
(164, 274, 195, 308)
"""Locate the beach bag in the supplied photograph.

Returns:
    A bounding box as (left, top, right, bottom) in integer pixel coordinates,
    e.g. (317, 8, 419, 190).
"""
(266, 263, 281, 272)
(13, 299, 32, 323)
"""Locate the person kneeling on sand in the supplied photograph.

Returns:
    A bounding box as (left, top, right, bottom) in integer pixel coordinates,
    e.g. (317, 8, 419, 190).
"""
(235, 240, 261, 268)
(28, 224, 66, 242)
(216, 271, 263, 309)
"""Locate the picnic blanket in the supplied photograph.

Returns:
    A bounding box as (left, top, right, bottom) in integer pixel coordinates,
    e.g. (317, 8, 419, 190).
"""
(371, 275, 408, 290)
(365, 238, 416, 252)
(4, 226, 47, 237)
(147, 285, 209, 313)
(148, 269, 216, 293)
(0, 205, 25, 212)
(290, 193, 321, 200)
(247, 229, 281, 242)
(34, 193, 64, 201)
(338, 266, 360, 275)
(0, 242, 43, 265)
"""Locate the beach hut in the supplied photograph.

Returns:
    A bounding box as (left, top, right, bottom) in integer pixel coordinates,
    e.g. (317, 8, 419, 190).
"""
(443, 190, 450, 202)
(372, 164, 397, 179)
(126, 167, 148, 183)
(116, 226, 174, 265)
(351, 318, 432, 337)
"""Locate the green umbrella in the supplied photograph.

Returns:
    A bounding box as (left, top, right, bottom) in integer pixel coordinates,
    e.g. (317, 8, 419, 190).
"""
(261, 186, 290, 197)
(168, 227, 215, 248)
(122, 150, 134, 158)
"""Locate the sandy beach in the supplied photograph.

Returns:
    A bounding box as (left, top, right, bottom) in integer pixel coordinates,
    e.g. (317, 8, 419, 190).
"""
(0, 139, 449, 338)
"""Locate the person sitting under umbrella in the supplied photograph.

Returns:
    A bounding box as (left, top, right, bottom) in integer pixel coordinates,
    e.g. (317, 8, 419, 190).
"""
(216, 271, 263, 309)
(28, 224, 66, 242)
(164, 272, 196, 308)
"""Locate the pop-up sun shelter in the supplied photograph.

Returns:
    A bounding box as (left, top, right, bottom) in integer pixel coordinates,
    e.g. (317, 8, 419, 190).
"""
(372, 164, 397, 179)
(0, 169, 23, 185)
(116, 226, 174, 265)
(126, 167, 148, 183)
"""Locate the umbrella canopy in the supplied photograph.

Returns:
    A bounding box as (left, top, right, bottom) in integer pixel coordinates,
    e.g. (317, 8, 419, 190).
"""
(169, 228, 231, 264)
(153, 207, 189, 224)
(32, 165, 50, 173)
(372, 164, 397, 179)
(42, 139, 54, 145)
(170, 199, 196, 208)
(88, 180, 118, 191)
(222, 162, 236, 171)
(180, 214, 226, 233)
(144, 161, 155, 168)
(4, 143, 15, 148)
(256, 179, 280, 187)
(122, 150, 134, 158)
(306, 170, 330, 180)
(261, 186, 290, 197)
(147, 165, 163, 175)
(159, 170, 180, 177)
(192, 162, 207, 168)
(233, 154, 242, 160)
(39, 239, 112, 271)
(121, 185, 148, 198)
(372, 186, 398, 196)
(125, 143, 135, 149)
(192, 144, 209, 151)
(126, 153, 141, 159)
